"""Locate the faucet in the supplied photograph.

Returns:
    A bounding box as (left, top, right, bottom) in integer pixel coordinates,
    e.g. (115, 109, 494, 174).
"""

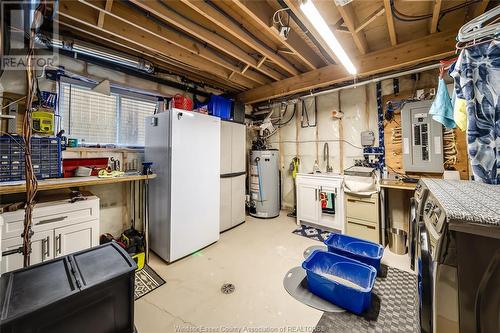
(323, 143, 333, 173)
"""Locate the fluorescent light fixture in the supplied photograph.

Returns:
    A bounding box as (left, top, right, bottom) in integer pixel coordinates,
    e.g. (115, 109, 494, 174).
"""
(300, 0, 357, 75)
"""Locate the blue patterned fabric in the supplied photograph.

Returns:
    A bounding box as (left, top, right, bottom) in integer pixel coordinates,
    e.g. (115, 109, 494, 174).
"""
(451, 40, 500, 184)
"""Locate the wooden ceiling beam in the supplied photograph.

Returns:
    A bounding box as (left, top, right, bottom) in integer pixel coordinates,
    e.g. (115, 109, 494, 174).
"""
(282, 0, 341, 64)
(179, 0, 300, 76)
(429, 0, 442, 34)
(230, 0, 323, 71)
(57, 20, 243, 93)
(335, 2, 369, 54)
(58, 2, 258, 90)
(97, 0, 113, 28)
(332, 18, 349, 33)
(383, 0, 397, 46)
(237, 30, 458, 104)
(472, 0, 490, 18)
(355, 5, 385, 33)
(79, 0, 271, 86)
(129, 0, 285, 81)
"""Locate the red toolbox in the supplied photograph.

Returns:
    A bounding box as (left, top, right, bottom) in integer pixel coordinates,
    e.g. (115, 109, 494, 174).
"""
(62, 158, 109, 177)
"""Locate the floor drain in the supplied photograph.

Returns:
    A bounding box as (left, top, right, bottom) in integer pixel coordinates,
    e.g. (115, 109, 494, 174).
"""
(221, 283, 235, 294)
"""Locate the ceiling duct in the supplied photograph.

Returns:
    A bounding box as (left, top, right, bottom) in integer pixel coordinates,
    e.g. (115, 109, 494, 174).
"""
(36, 33, 154, 74)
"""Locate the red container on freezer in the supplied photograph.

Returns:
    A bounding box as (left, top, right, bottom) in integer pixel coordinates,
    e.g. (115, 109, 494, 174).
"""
(172, 94, 193, 111)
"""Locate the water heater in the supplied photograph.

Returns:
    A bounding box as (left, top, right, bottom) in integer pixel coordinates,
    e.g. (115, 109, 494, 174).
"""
(249, 150, 280, 218)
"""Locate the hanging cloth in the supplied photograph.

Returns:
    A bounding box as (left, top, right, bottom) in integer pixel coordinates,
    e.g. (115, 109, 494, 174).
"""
(429, 78, 456, 129)
(450, 40, 500, 184)
(453, 96, 468, 131)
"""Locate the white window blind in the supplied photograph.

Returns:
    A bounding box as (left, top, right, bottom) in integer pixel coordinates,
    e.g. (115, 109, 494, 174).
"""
(119, 97, 157, 146)
(60, 83, 156, 146)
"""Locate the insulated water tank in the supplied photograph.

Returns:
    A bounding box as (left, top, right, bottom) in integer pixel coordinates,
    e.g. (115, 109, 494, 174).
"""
(249, 150, 280, 218)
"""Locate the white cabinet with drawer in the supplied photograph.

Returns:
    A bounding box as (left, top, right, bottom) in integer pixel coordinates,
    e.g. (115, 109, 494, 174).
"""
(344, 192, 380, 243)
(296, 173, 345, 232)
(1, 196, 100, 274)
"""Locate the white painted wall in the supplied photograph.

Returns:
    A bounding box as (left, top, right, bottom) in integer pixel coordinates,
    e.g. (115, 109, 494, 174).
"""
(257, 69, 441, 209)
(266, 84, 378, 209)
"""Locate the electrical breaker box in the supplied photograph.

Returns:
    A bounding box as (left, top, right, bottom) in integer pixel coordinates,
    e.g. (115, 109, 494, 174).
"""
(401, 100, 444, 173)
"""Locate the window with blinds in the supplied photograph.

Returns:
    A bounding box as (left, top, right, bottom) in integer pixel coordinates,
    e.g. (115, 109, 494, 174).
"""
(59, 83, 156, 146)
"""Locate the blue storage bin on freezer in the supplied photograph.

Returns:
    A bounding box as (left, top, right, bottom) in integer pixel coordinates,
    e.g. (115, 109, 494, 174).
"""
(208, 95, 232, 120)
(302, 250, 377, 315)
(324, 233, 384, 272)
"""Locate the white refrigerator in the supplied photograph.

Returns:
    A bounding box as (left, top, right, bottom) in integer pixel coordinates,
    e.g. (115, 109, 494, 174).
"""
(145, 109, 220, 262)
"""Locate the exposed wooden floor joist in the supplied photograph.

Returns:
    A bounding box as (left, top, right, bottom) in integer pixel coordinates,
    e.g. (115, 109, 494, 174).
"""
(179, 0, 300, 76)
(335, 2, 368, 54)
(237, 30, 457, 103)
(229, 0, 323, 71)
(79, 0, 272, 86)
(383, 0, 397, 46)
(129, 0, 286, 82)
(57, 20, 245, 93)
(59, 2, 258, 90)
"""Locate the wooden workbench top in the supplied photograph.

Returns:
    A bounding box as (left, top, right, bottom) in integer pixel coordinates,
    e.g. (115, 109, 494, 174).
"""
(0, 174, 156, 195)
(380, 179, 417, 191)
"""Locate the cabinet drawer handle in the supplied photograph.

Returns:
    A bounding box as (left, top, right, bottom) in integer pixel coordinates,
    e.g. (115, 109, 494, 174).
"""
(347, 198, 375, 204)
(36, 216, 68, 225)
(55, 234, 62, 255)
(349, 221, 376, 229)
(42, 238, 46, 261)
(315, 188, 318, 201)
(45, 236, 50, 258)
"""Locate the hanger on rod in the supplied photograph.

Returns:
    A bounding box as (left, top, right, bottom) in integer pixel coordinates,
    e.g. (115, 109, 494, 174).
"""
(458, 5, 500, 43)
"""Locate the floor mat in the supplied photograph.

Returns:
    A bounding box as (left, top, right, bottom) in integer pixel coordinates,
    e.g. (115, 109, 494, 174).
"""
(283, 266, 346, 313)
(135, 264, 166, 300)
(314, 266, 419, 333)
(292, 225, 337, 242)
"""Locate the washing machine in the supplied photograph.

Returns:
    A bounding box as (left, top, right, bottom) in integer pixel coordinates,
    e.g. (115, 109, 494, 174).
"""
(414, 179, 500, 333)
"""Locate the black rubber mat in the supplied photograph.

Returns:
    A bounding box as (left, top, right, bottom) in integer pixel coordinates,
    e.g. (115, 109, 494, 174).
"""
(314, 266, 419, 333)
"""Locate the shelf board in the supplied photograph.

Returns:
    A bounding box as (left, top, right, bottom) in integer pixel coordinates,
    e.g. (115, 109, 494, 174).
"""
(0, 174, 156, 195)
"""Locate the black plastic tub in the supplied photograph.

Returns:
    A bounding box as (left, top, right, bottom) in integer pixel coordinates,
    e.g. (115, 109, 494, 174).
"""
(0, 242, 137, 333)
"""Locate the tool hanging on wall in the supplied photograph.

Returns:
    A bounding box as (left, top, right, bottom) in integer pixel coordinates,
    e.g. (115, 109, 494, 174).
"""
(301, 96, 317, 128)
(385, 101, 395, 121)
(287, 157, 300, 218)
(31, 109, 54, 134)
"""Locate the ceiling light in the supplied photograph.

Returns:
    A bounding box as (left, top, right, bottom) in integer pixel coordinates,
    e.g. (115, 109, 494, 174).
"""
(300, 0, 357, 75)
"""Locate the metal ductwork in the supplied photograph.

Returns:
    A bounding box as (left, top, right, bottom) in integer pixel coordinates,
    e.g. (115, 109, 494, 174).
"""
(36, 34, 154, 74)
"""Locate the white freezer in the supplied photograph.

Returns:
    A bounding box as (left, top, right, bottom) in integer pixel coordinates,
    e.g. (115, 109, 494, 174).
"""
(145, 109, 220, 262)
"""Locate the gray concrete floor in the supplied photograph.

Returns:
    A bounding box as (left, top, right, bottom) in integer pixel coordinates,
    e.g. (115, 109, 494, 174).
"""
(135, 212, 412, 332)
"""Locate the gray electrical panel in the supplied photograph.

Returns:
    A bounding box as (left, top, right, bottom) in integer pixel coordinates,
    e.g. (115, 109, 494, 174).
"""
(401, 100, 444, 173)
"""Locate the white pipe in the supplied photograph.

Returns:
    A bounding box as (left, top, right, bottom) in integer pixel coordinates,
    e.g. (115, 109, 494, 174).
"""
(310, 63, 441, 98)
(258, 62, 441, 111)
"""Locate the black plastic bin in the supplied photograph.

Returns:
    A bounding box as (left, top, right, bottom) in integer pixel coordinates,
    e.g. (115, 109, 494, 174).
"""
(0, 242, 137, 333)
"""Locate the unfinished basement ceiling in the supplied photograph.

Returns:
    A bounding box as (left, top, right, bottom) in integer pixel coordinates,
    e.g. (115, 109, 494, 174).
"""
(55, 0, 495, 102)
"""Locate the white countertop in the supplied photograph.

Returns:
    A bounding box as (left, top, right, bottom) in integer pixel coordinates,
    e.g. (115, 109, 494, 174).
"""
(296, 172, 344, 179)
